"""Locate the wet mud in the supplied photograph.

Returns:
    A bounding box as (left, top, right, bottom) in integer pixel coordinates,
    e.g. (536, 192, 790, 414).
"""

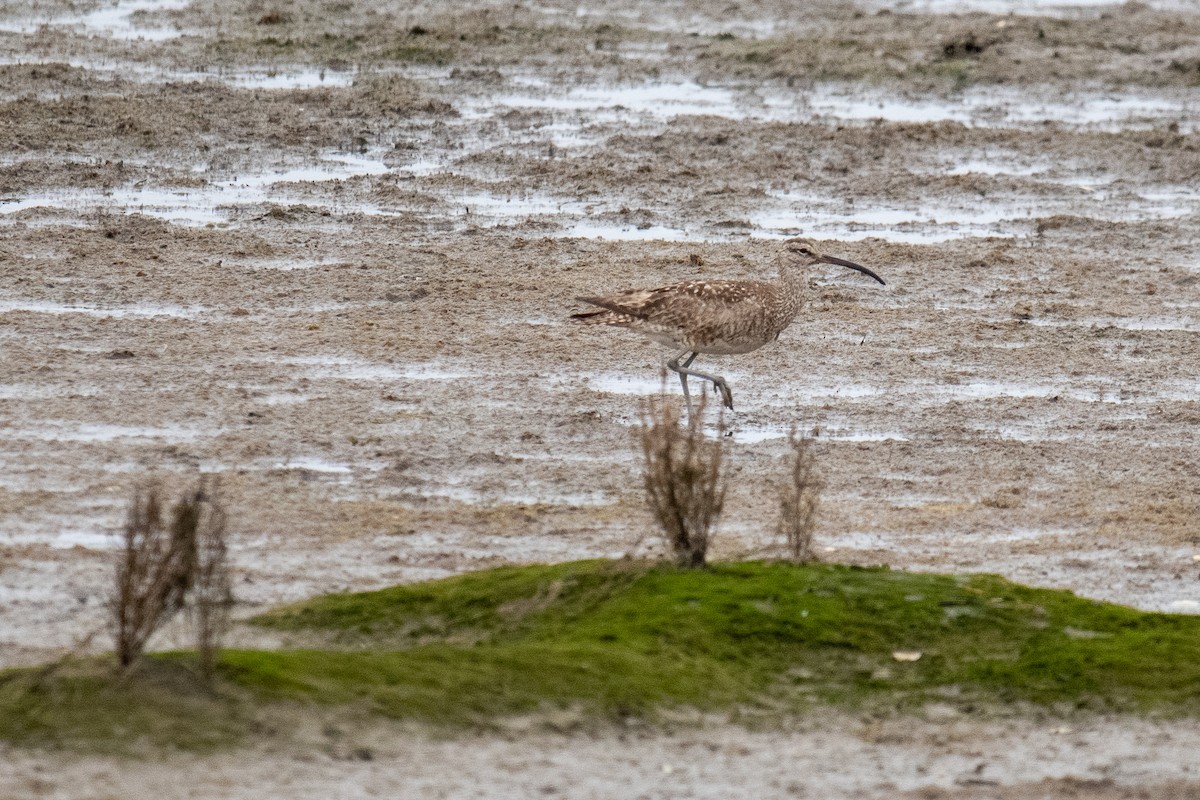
(2, 0, 1200, 794)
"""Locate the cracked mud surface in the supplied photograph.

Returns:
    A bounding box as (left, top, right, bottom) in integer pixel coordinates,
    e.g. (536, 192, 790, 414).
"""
(3, 0, 1200, 796)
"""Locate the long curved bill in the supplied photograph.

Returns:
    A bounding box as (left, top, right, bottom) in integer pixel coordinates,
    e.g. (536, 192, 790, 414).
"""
(821, 254, 886, 286)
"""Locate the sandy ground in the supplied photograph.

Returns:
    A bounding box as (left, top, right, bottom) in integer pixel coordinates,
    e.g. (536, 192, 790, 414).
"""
(3, 0, 1200, 795)
(4, 712, 1200, 799)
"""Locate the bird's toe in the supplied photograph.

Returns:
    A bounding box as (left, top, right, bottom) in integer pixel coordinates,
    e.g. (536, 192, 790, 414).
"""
(713, 380, 734, 410)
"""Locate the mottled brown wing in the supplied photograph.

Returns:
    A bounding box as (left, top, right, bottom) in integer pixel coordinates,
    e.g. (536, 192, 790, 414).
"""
(573, 280, 774, 350)
(577, 280, 767, 325)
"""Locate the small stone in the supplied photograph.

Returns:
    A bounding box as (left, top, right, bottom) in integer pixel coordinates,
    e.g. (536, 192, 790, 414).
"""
(892, 650, 922, 662)
(106, 349, 135, 359)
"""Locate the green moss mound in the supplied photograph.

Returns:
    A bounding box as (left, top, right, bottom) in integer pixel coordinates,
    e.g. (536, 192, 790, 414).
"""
(4, 561, 1200, 752)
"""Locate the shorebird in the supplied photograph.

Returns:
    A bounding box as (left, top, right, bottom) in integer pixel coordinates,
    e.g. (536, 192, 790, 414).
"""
(570, 237, 885, 416)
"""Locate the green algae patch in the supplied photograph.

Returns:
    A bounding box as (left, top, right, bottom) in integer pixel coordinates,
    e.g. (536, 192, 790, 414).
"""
(4, 561, 1200, 752)
(249, 561, 1200, 718)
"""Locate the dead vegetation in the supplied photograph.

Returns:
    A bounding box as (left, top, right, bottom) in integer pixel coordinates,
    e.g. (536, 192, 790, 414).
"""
(111, 481, 232, 675)
(778, 429, 823, 563)
(193, 488, 233, 680)
(637, 396, 727, 567)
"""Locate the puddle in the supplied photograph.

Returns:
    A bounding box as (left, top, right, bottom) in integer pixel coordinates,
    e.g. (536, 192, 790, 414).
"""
(914, 379, 1161, 406)
(0, 0, 189, 39)
(564, 219, 705, 241)
(49, 530, 120, 549)
(869, 0, 1193, 15)
(946, 158, 1048, 178)
(731, 424, 910, 444)
(759, 384, 888, 403)
(752, 198, 1023, 244)
(458, 191, 592, 219)
(0, 150, 390, 226)
(574, 374, 894, 403)
(5, 69, 1194, 243)
(224, 67, 357, 90)
(811, 84, 1197, 132)
(272, 355, 473, 382)
(0, 53, 358, 96)
(1024, 315, 1200, 333)
(427, 164, 1195, 245)
(565, 373, 676, 396)
(273, 457, 355, 474)
(414, 123, 1196, 247)
(415, 485, 610, 506)
(752, 186, 1200, 243)
(980, 424, 1071, 442)
(0, 383, 98, 400)
(472, 79, 768, 124)
(256, 392, 312, 405)
(4, 422, 211, 443)
(568, 370, 1171, 411)
(470, 81, 747, 121)
(235, 257, 344, 271)
(0, 528, 120, 550)
(0, 299, 203, 318)
(470, 78, 1197, 134)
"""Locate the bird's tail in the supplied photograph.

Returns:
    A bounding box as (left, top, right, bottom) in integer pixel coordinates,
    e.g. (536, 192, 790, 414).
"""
(570, 295, 646, 326)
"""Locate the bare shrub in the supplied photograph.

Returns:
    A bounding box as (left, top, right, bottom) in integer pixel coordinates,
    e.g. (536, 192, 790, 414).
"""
(638, 396, 727, 567)
(191, 484, 231, 680)
(111, 480, 231, 673)
(778, 428, 823, 563)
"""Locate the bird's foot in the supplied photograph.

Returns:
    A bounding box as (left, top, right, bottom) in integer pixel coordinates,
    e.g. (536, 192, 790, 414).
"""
(713, 379, 734, 411)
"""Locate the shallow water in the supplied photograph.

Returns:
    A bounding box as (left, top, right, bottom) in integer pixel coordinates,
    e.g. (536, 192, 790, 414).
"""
(272, 457, 354, 473)
(0, 151, 391, 226)
(4, 65, 1195, 245)
(271, 355, 475, 383)
(0, 299, 204, 318)
(869, 0, 1194, 14)
(4, 422, 212, 443)
(0, 0, 189, 40)
(808, 85, 1196, 132)
(473, 79, 1198, 133)
(732, 424, 911, 444)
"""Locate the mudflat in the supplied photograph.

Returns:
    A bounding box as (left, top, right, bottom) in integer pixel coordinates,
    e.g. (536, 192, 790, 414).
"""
(2, 0, 1200, 796)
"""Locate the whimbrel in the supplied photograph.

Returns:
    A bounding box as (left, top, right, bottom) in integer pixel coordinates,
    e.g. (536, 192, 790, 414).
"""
(570, 237, 885, 416)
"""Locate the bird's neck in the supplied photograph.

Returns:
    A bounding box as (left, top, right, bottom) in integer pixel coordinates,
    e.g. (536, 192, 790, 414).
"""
(774, 262, 807, 321)
(776, 262, 808, 298)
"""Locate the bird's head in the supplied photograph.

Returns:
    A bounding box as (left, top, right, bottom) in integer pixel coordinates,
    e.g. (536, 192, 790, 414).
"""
(784, 237, 886, 286)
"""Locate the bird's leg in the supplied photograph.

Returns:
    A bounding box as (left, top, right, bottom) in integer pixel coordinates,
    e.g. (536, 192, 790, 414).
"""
(667, 352, 734, 412)
(666, 351, 696, 421)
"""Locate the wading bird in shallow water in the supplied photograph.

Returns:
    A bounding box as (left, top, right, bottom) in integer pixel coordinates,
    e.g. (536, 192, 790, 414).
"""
(570, 237, 886, 418)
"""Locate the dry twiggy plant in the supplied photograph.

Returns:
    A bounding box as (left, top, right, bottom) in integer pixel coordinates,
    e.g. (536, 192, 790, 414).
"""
(778, 428, 824, 563)
(191, 484, 232, 680)
(111, 481, 231, 673)
(638, 395, 727, 567)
